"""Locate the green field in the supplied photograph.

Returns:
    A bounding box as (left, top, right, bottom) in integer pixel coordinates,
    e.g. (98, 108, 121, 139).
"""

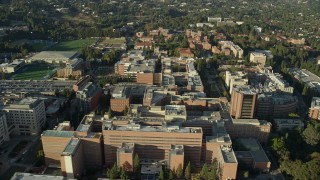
(12, 64, 55, 80)
(100, 37, 126, 44)
(49, 39, 97, 51)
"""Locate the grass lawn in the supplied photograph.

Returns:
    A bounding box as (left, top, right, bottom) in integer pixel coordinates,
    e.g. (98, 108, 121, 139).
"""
(49, 39, 97, 51)
(100, 37, 126, 45)
(12, 64, 55, 80)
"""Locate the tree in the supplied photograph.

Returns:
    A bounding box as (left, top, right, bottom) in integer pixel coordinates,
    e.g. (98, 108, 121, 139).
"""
(303, 124, 320, 146)
(123, 106, 129, 116)
(120, 167, 128, 180)
(159, 169, 164, 180)
(107, 163, 119, 179)
(176, 164, 183, 178)
(133, 154, 140, 179)
(108, 108, 114, 118)
(200, 163, 209, 180)
(184, 161, 191, 180)
(168, 169, 174, 180)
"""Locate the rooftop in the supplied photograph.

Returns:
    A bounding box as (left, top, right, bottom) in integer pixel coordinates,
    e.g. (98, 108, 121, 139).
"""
(220, 145, 237, 163)
(233, 85, 258, 95)
(62, 138, 81, 156)
(104, 121, 202, 134)
(118, 142, 134, 153)
(42, 130, 75, 138)
(311, 97, 320, 108)
(206, 133, 231, 144)
(30, 51, 79, 60)
(170, 145, 184, 155)
(10, 172, 73, 180)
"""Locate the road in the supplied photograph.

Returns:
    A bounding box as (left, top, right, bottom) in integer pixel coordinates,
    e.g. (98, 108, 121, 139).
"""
(0, 136, 40, 178)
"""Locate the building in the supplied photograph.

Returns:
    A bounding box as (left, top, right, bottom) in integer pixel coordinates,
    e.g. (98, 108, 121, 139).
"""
(178, 48, 194, 58)
(230, 86, 258, 119)
(42, 130, 75, 166)
(110, 86, 131, 113)
(219, 41, 243, 59)
(187, 75, 204, 92)
(3, 98, 46, 135)
(256, 94, 298, 119)
(76, 82, 103, 113)
(28, 51, 80, 64)
(164, 105, 187, 121)
(225, 71, 248, 94)
(134, 42, 153, 50)
(234, 138, 271, 172)
(224, 118, 271, 144)
(60, 138, 84, 178)
(41, 113, 103, 170)
(117, 143, 135, 172)
(249, 50, 273, 67)
(0, 113, 9, 146)
(205, 123, 238, 180)
(10, 172, 75, 180)
(103, 120, 203, 168)
(273, 119, 304, 131)
(288, 68, 320, 94)
(0, 59, 25, 73)
(168, 145, 185, 170)
(309, 97, 320, 120)
(56, 58, 83, 79)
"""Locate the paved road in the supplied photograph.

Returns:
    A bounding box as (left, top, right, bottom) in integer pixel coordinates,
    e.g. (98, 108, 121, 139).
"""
(0, 136, 39, 178)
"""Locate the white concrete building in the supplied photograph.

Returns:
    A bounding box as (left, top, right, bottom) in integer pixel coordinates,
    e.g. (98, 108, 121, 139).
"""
(3, 98, 46, 135)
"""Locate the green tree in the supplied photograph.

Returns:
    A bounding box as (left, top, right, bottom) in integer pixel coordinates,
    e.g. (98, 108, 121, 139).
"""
(184, 161, 191, 180)
(123, 106, 129, 116)
(159, 169, 164, 180)
(302, 84, 308, 96)
(120, 167, 128, 180)
(108, 108, 114, 118)
(168, 169, 174, 180)
(133, 154, 140, 179)
(303, 124, 320, 146)
(107, 163, 119, 179)
(200, 163, 209, 180)
(176, 164, 183, 178)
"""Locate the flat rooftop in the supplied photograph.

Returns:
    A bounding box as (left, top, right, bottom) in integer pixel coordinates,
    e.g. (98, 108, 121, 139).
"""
(221, 146, 237, 163)
(30, 51, 79, 60)
(42, 130, 75, 138)
(206, 133, 231, 143)
(10, 172, 73, 180)
(311, 97, 320, 108)
(118, 143, 135, 153)
(170, 145, 184, 155)
(62, 138, 81, 156)
(233, 85, 257, 95)
(104, 122, 202, 134)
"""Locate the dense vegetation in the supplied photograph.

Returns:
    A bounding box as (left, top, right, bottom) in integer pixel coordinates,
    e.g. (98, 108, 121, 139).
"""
(270, 121, 320, 179)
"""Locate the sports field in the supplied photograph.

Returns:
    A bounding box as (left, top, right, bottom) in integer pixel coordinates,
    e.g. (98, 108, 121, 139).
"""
(12, 64, 55, 80)
(49, 39, 97, 51)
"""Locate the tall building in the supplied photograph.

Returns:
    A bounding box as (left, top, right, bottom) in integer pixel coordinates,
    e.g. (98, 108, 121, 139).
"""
(230, 86, 258, 119)
(76, 82, 103, 113)
(3, 98, 46, 135)
(41, 113, 103, 170)
(103, 120, 203, 168)
(205, 121, 238, 180)
(0, 113, 10, 146)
